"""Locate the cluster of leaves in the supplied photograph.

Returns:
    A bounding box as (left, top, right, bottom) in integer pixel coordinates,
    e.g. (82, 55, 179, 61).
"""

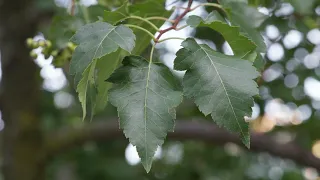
(65, 0, 268, 172)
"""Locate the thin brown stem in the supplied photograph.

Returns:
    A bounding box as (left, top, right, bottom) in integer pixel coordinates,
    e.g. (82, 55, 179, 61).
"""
(71, 0, 75, 16)
(154, 0, 193, 43)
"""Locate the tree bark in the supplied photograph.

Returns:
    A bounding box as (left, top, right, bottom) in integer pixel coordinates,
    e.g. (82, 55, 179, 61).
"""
(0, 1, 44, 180)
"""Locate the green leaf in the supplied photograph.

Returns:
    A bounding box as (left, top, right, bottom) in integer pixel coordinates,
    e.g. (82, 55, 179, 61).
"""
(129, 0, 167, 17)
(69, 21, 135, 75)
(253, 53, 265, 71)
(77, 62, 97, 120)
(174, 38, 259, 147)
(86, 5, 108, 22)
(203, 11, 226, 23)
(187, 12, 226, 27)
(222, 2, 267, 52)
(46, 15, 85, 49)
(103, 1, 129, 24)
(223, 2, 267, 28)
(93, 50, 122, 113)
(76, 50, 123, 120)
(108, 56, 183, 172)
(186, 15, 203, 27)
(70, 21, 134, 119)
(243, 50, 257, 62)
(187, 13, 256, 57)
(285, 0, 316, 15)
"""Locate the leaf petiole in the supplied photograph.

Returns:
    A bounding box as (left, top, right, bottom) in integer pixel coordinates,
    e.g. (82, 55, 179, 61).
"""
(123, 24, 156, 41)
(120, 16, 160, 31)
(190, 3, 225, 13)
(149, 44, 155, 63)
(175, 24, 189, 31)
(145, 16, 175, 23)
(173, 3, 225, 13)
(79, 3, 90, 23)
(157, 37, 185, 43)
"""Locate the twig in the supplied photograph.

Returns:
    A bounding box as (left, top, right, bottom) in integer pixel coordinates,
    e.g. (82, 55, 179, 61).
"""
(71, 0, 75, 16)
(80, 3, 90, 23)
(175, 24, 189, 31)
(157, 37, 185, 43)
(119, 16, 160, 31)
(145, 17, 175, 23)
(154, 0, 194, 43)
(123, 24, 156, 41)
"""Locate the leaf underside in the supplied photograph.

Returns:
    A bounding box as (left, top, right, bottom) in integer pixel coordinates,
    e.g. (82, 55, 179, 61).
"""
(174, 38, 259, 147)
(108, 56, 182, 172)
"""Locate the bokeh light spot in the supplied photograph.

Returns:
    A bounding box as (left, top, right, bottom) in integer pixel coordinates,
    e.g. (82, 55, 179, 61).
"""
(267, 43, 284, 61)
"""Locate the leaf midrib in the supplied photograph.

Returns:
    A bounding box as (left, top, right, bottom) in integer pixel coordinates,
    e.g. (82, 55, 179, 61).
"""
(143, 61, 152, 167)
(200, 46, 246, 139)
(84, 26, 117, 93)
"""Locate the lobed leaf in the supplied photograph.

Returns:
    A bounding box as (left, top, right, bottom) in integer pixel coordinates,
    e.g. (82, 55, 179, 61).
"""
(174, 38, 259, 147)
(107, 56, 183, 172)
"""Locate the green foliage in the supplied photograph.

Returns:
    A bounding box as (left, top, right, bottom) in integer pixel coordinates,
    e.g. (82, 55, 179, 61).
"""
(128, 0, 172, 54)
(69, 22, 135, 75)
(187, 12, 257, 58)
(39, 0, 320, 174)
(70, 22, 135, 119)
(64, 0, 264, 171)
(107, 56, 182, 172)
(77, 63, 97, 120)
(174, 38, 259, 146)
(222, 1, 267, 52)
(103, 0, 172, 54)
(103, 1, 129, 24)
(47, 16, 85, 49)
(93, 51, 122, 114)
(285, 0, 316, 15)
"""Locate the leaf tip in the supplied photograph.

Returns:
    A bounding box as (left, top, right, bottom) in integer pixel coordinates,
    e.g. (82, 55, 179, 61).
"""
(244, 142, 250, 149)
(241, 134, 250, 149)
(142, 160, 153, 173)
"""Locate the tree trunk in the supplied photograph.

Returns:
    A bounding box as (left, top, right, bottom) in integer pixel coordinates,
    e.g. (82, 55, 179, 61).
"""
(0, 1, 44, 180)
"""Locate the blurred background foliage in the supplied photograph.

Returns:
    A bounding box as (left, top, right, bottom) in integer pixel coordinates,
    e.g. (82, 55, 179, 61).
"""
(1, 0, 320, 179)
